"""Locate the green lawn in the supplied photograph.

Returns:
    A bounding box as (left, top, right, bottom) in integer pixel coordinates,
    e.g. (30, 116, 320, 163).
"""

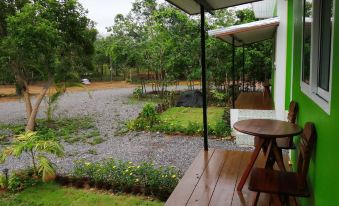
(159, 107, 224, 127)
(0, 183, 163, 206)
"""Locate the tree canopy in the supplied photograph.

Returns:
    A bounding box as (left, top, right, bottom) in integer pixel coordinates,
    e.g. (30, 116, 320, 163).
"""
(0, 0, 97, 130)
(95, 1, 273, 91)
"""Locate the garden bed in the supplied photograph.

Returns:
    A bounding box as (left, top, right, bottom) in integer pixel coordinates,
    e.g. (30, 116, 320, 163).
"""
(127, 104, 232, 139)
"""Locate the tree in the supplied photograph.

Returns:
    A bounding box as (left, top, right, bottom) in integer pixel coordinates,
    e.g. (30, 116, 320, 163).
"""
(0, 0, 97, 131)
(0, 131, 64, 182)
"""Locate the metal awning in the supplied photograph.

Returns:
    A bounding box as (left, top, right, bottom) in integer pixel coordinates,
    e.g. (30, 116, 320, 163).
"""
(208, 17, 280, 46)
(165, 0, 263, 15)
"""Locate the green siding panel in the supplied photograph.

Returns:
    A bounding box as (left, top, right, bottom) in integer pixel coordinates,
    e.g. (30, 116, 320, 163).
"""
(290, 0, 339, 205)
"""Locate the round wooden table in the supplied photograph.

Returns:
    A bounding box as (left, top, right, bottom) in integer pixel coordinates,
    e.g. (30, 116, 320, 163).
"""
(233, 119, 302, 191)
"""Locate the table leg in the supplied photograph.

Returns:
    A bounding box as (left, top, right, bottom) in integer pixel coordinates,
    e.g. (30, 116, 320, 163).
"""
(237, 137, 264, 191)
(263, 140, 273, 169)
(272, 142, 286, 172)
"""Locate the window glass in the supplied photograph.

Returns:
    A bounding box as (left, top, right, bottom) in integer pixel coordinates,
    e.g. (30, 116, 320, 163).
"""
(302, 0, 313, 84)
(318, 0, 333, 92)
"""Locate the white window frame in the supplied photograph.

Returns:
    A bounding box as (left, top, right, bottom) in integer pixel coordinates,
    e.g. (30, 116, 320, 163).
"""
(300, 0, 335, 114)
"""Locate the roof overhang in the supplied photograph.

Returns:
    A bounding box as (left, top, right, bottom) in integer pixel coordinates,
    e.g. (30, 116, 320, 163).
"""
(165, 0, 264, 15)
(208, 17, 280, 46)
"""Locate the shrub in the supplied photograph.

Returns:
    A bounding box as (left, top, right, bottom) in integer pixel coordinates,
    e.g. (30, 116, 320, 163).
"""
(133, 87, 144, 99)
(185, 122, 201, 135)
(72, 159, 180, 200)
(7, 169, 41, 192)
(0, 132, 64, 182)
(128, 104, 160, 131)
(213, 119, 231, 137)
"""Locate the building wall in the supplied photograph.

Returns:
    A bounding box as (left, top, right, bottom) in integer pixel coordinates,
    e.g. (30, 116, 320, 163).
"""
(289, 0, 339, 205)
(273, 0, 288, 120)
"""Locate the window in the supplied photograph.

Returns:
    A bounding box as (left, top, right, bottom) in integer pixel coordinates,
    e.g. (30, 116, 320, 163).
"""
(301, 0, 334, 113)
(302, 0, 312, 84)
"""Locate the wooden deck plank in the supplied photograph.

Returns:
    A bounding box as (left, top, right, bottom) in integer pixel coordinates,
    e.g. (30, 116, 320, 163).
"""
(165, 149, 291, 206)
(165, 149, 216, 206)
(235, 92, 273, 110)
(209, 150, 244, 206)
(186, 149, 228, 206)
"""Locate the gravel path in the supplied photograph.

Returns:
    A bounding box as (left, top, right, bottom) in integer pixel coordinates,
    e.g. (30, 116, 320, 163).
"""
(0, 87, 251, 174)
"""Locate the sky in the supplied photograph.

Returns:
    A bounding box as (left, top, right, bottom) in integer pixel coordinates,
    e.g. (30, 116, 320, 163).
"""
(78, 0, 136, 35)
(78, 0, 250, 36)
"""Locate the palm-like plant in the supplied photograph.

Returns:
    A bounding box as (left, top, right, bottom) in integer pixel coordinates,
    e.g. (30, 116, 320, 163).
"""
(0, 131, 64, 182)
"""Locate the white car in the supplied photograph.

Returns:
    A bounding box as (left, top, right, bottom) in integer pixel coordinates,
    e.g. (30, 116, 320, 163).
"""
(81, 79, 91, 85)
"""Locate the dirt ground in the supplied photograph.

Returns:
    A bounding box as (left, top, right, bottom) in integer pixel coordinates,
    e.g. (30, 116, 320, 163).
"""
(0, 81, 200, 103)
(0, 81, 136, 102)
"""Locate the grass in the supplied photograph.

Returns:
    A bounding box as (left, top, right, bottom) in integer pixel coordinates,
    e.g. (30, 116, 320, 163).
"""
(0, 183, 163, 206)
(159, 107, 224, 128)
(0, 117, 103, 145)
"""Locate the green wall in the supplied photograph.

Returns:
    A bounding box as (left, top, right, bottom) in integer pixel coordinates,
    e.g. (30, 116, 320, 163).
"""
(289, 0, 339, 205)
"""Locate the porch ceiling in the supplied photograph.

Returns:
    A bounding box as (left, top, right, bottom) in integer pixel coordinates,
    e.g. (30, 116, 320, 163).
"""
(208, 17, 280, 46)
(164, 0, 264, 15)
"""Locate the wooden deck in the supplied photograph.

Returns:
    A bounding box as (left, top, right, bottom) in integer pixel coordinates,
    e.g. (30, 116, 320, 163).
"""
(235, 92, 273, 110)
(166, 149, 292, 206)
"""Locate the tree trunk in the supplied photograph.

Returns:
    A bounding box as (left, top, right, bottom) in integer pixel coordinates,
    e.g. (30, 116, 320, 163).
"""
(14, 73, 32, 119)
(26, 78, 53, 131)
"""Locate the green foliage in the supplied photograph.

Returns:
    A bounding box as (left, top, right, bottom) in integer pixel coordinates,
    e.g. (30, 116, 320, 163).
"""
(185, 122, 202, 135)
(0, 182, 163, 206)
(0, 131, 64, 182)
(213, 119, 231, 137)
(89, 136, 104, 145)
(210, 89, 229, 106)
(72, 159, 180, 200)
(128, 104, 159, 131)
(127, 106, 232, 138)
(6, 169, 41, 192)
(133, 87, 144, 99)
(0, 117, 97, 144)
(0, 174, 7, 189)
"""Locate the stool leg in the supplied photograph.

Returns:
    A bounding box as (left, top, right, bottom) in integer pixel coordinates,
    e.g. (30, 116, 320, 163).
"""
(251, 192, 260, 206)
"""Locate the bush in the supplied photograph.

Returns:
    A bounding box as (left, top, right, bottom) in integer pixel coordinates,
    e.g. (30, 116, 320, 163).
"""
(6, 169, 41, 192)
(185, 122, 201, 135)
(128, 104, 160, 131)
(213, 119, 231, 137)
(133, 87, 144, 99)
(72, 159, 180, 200)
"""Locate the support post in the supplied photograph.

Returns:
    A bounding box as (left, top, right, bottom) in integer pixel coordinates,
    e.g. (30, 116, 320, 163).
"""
(200, 5, 208, 151)
(232, 37, 235, 109)
(242, 45, 245, 92)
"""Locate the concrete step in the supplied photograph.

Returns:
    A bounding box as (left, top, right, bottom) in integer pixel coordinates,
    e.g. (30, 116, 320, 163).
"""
(231, 109, 276, 147)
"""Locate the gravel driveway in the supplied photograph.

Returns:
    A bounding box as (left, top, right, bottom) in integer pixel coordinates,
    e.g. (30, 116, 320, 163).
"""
(0, 87, 250, 174)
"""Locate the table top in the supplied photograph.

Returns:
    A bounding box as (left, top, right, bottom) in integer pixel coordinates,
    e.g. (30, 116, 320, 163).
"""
(233, 119, 302, 138)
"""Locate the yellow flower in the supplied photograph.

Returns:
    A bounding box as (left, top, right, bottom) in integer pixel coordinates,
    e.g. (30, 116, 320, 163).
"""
(171, 175, 176, 179)
(112, 166, 116, 169)
(137, 166, 140, 169)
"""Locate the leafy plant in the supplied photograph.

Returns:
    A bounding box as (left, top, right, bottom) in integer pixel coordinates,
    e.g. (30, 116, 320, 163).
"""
(0, 174, 7, 189)
(6, 169, 41, 192)
(72, 159, 180, 200)
(133, 87, 144, 99)
(0, 132, 64, 182)
(128, 104, 160, 131)
(213, 119, 231, 137)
